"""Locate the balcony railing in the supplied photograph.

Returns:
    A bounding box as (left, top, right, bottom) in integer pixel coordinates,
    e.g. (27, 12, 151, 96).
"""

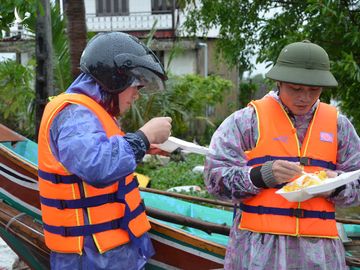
(86, 12, 174, 32)
(2, 22, 34, 40)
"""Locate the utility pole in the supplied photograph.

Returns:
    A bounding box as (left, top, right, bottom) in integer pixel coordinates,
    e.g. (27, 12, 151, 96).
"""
(35, 0, 53, 140)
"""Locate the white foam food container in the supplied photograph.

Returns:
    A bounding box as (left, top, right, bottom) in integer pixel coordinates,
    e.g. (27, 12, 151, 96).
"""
(156, 136, 209, 155)
(276, 169, 360, 202)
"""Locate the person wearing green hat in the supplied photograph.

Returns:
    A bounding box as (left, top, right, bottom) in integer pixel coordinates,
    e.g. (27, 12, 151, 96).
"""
(204, 40, 360, 269)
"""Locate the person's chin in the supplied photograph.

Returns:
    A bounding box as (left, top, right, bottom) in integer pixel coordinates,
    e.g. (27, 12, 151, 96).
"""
(119, 106, 130, 115)
(292, 106, 310, 115)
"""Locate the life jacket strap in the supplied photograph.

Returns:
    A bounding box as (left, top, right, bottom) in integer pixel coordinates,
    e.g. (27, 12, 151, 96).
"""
(246, 156, 336, 170)
(38, 169, 82, 184)
(43, 202, 145, 237)
(240, 203, 335, 219)
(40, 179, 138, 209)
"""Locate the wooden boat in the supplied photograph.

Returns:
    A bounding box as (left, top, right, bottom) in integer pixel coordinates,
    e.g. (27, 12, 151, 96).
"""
(0, 124, 359, 270)
(0, 124, 228, 270)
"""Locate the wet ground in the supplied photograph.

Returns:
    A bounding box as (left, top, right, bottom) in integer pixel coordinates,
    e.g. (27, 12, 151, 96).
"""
(0, 238, 29, 270)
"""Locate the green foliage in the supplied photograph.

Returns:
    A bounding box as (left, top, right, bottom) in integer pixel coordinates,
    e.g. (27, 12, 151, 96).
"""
(137, 154, 212, 197)
(50, 4, 71, 93)
(184, 0, 360, 131)
(0, 0, 37, 37)
(122, 74, 233, 140)
(1, 1, 71, 95)
(0, 60, 35, 138)
(332, 52, 360, 127)
(0, 3, 71, 138)
(239, 81, 258, 108)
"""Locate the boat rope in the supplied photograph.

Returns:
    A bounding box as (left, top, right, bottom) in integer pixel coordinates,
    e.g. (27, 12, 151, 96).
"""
(5, 212, 26, 231)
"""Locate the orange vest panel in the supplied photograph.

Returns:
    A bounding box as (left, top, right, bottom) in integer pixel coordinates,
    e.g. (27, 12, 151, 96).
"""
(38, 93, 151, 254)
(240, 96, 338, 238)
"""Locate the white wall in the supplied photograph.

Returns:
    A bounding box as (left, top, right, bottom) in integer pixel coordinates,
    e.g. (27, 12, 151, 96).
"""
(83, 0, 219, 37)
(85, 0, 172, 31)
(84, 0, 96, 14)
(0, 53, 16, 62)
(130, 0, 151, 13)
(84, 0, 152, 15)
(165, 50, 196, 75)
(20, 52, 31, 65)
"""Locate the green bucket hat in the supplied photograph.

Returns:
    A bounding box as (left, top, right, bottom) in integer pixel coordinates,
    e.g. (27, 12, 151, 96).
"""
(266, 40, 338, 87)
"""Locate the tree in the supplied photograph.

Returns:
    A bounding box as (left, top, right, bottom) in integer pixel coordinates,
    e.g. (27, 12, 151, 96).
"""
(64, 0, 87, 79)
(0, 1, 72, 138)
(35, 0, 53, 139)
(183, 0, 360, 130)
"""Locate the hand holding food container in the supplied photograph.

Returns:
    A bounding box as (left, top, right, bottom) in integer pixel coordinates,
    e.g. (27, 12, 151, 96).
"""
(155, 136, 209, 155)
(276, 169, 360, 202)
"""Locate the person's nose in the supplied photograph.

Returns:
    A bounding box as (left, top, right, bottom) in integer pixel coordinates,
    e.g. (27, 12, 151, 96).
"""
(299, 89, 312, 103)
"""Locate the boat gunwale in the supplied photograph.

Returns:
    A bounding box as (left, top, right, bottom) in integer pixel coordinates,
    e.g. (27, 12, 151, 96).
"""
(0, 143, 37, 175)
(0, 141, 227, 257)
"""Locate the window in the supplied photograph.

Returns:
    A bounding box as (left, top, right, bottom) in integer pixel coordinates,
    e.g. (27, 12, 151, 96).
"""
(96, 0, 129, 16)
(151, 0, 174, 14)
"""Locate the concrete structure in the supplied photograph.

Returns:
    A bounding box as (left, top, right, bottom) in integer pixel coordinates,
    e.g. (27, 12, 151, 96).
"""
(0, 20, 34, 65)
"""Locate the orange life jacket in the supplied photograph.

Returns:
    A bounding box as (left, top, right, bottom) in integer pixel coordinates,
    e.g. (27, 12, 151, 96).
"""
(38, 93, 151, 254)
(239, 96, 338, 238)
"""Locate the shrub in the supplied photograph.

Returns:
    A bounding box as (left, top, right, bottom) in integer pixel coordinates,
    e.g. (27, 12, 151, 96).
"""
(122, 74, 233, 141)
(0, 59, 35, 138)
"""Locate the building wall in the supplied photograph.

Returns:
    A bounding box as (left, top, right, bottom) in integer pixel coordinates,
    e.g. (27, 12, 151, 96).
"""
(84, 0, 173, 31)
(197, 39, 239, 122)
(130, 0, 151, 13)
(165, 50, 196, 75)
(85, 0, 96, 14)
(84, 0, 152, 13)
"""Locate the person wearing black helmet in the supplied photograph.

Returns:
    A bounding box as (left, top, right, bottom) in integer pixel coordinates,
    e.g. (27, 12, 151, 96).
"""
(204, 40, 360, 269)
(37, 32, 172, 270)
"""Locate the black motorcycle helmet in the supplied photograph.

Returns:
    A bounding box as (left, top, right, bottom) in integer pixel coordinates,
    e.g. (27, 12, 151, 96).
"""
(80, 31, 167, 93)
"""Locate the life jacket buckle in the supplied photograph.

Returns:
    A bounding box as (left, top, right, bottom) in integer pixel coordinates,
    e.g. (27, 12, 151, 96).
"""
(54, 174, 62, 184)
(299, 157, 311, 166)
(57, 200, 66, 210)
(111, 219, 120, 230)
(257, 205, 266, 215)
(291, 208, 305, 218)
(319, 211, 328, 219)
(108, 193, 116, 203)
(61, 227, 70, 237)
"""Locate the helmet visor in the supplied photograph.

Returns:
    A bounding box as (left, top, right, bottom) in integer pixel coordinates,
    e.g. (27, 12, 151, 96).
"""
(129, 67, 166, 93)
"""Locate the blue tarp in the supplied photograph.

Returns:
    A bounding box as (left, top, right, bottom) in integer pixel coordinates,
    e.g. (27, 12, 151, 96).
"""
(141, 191, 232, 246)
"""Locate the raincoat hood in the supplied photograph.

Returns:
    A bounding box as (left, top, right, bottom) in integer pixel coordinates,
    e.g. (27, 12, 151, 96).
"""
(65, 73, 103, 104)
